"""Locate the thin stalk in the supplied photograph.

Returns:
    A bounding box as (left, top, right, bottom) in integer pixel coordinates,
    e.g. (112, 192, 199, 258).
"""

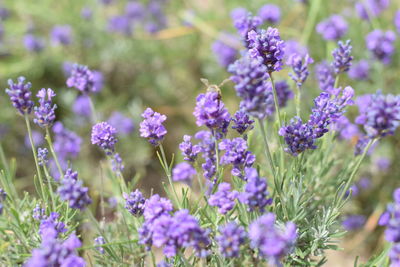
(43, 165, 56, 211)
(301, 0, 322, 45)
(45, 127, 64, 178)
(0, 143, 10, 177)
(24, 114, 45, 199)
(334, 75, 340, 89)
(159, 144, 181, 209)
(295, 85, 301, 118)
(269, 73, 283, 129)
(258, 119, 276, 178)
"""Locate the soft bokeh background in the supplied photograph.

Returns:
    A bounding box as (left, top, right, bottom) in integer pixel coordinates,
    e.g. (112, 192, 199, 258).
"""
(0, 0, 399, 265)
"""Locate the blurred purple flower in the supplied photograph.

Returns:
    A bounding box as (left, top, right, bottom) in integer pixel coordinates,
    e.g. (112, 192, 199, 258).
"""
(72, 95, 91, 117)
(107, 112, 134, 136)
(348, 60, 370, 81)
(355, 0, 389, 20)
(212, 35, 238, 68)
(342, 215, 366, 231)
(172, 162, 196, 184)
(216, 222, 247, 258)
(24, 34, 45, 52)
(108, 15, 132, 36)
(365, 30, 396, 64)
(258, 4, 281, 24)
(50, 25, 72, 46)
(208, 183, 238, 214)
(139, 107, 167, 146)
(25, 130, 44, 148)
(316, 15, 348, 41)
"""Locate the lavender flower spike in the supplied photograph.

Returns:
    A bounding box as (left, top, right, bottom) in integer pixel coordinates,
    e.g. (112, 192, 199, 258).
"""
(179, 135, 201, 162)
(279, 117, 316, 156)
(33, 88, 57, 128)
(139, 107, 167, 146)
(66, 64, 95, 93)
(287, 53, 313, 88)
(123, 189, 146, 217)
(5, 77, 34, 115)
(172, 162, 196, 184)
(331, 40, 353, 75)
(217, 222, 247, 258)
(91, 122, 118, 153)
(247, 27, 285, 73)
(365, 30, 396, 65)
(239, 168, 272, 212)
(316, 15, 348, 41)
(58, 169, 92, 210)
(208, 182, 238, 214)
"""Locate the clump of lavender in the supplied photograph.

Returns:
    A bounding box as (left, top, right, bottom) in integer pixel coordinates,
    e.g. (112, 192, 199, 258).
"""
(331, 115, 360, 140)
(279, 117, 316, 156)
(331, 40, 353, 75)
(139, 107, 167, 146)
(66, 64, 95, 93)
(73, 95, 91, 118)
(111, 153, 124, 172)
(229, 55, 274, 119)
(316, 15, 348, 41)
(355, 91, 400, 138)
(107, 111, 135, 136)
(32, 204, 45, 221)
(172, 162, 196, 184)
(50, 25, 73, 46)
(94, 236, 105, 254)
(123, 189, 146, 217)
(211, 35, 238, 68)
(5, 77, 34, 115)
(378, 188, 400, 266)
(287, 53, 313, 88)
(284, 40, 308, 64)
(58, 169, 92, 210)
(395, 10, 400, 34)
(193, 92, 231, 137)
(348, 60, 370, 81)
(247, 27, 285, 73)
(258, 4, 281, 25)
(208, 183, 238, 214)
(218, 137, 256, 178)
(315, 61, 335, 92)
(249, 213, 297, 265)
(37, 148, 48, 166)
(24, 34, 45, 53)
(233, 11, 261, 40)
(39, 212, 67, 237)
(52, 122, 82, 171)
(195, 130, 217, 180)
(33, 88, 57, 128)
(216, 222, 247, 258)
(231, 110, 254, 135)
(179, 135, 200, 162)
(107, 15, 132, 36)
(355, 0, 390, 20)
(91, 122, 118, 154)
(240, 168, 272, 212)
(275, 80, 294, 107)
(342, 215, 366, 231)
(365, 30, 396, 64)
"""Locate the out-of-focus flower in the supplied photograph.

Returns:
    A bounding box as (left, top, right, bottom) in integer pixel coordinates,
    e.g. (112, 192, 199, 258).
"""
(316, 15, 348, 41)
(73, 95, 91, 117)
(172, 162, 196, 184)
(240, 168, 272, 212)
(25, 131, 44, 148)
(316, 61, 335, 92)
(208, 183, 238, 214)
(348, 60, 370, 81)
(81, 7, 92, 20)
(365, 30, 396, 64)
(258, 4, 281, 24)
(108, 15, 132, 36)
(107, 112, 134, 136)
(395, 10, 400, 34)
(58, 169, 92, 210)
(24, 34, 45, 52)
(125, 2, 145, 20)
(342, 215, 366, 231)
(37, 148, 48, 166)
(331, 40, 353, 75)
(212, 35, 238, 68)
(216, 222, 247, 258)
(91, 122, 118, 153)
(233, 11, 261, 40)
(287, 53, 313, 88)
(50, 25, 72, 46)
(284, 40, 308, 64)
(94, 236, 105, 254)
(355, 0, 389, 20)
(66, 64, 96, 94)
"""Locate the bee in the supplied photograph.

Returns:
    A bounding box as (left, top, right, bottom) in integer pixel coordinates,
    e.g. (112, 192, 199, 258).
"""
(200, 78, 230, 107)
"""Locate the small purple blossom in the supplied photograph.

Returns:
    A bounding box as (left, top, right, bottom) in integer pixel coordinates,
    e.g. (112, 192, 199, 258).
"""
(52, 122, 82, 164)
(125, 2, 145, 20)
(111, 153, 124, 172)
(107, 112, 134, 136)
(172, 162, 196, 184)
(365, 30, 396, 64)
(247, 27, 285, 72)
(72, 95, 91, 117)
(143, 194, 173, 223)
(23, 34, 45, 52)
(81, 7, 92, 20)
(208, 183, 238, 214)
(123, 189, 146, 217)
(233, 12, 261, 39)
(284, 40, 308, 64)
(331, 115, 360, 140)
(231, 110, 255, 135)
(212, 37, 238, 68)
(94, 236, 105, 254)
(5, 77, 34, 115)
(258, 4, 281, 24)
(342, 215, 366, 231)
(239, 168, 272, 212)
(275, 80, 294, 107)
(50, 25, 72, 46)
(32, 204, 45, 221)
(316, 61, 335, 93)
(66, 64, 95, 93)
(287, 53, 313, 88)
(216, 222, 247, 258)
(331, 40, 353, 75)
(179, 135, 201, 162)
(37, 148, 48, 166)
(108, 15, 132, 36)
(355, 0, 390, 20)
(91, 122, 118, 153)
(348, 60, 370, 81)
(195, 131, 217, 180)
(395, 10, 400, 34)
(58, 169, 92, 210)
(316, 15, 348, 41)
(39, 212, 67, 237)
(139, 107, 167, 146)
(33, 88, 57, 128)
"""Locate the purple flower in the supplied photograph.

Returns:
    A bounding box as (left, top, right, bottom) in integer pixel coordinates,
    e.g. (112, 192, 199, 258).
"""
(284, 40, 308, 64)
(231, 110, 255, 135)
(258, 4, 281, 24)
(316, 15, 348, 41)
(395, 10, 400, 34)
(32, 204, 45, 221)
(316, 61, 335, 92)
(275, 80, 294, 107)
(354, 136, 376, 156)
(25, 130, 44, 148)
(230, 8, 247, 22)
(0, 188, 6, 202)
(139, 107, 167, 146)
(123, 189, 146, 217)
(375, 157, 391, 172)
(331, 40, 353, 75)
(279, 117, 316, 156)
(342, 215, 366, 231)
(81, 7, 92, 20)
(94, 236, 105, 254)
(249, 213, 297, 265)
(348, 60, 370, 81)
(50, 25, 72, 46)
(66, 64, 95, 93)
(172, 162, 196, 184)
(216, 222, 247, 258)
(208, 183, 238, 214)
(107, 112, 134, 136)
(5, 76, 34, 115)
(72, 95, 91, 117)
(239, 168, 272, 212)
(108, 15, 132, 36)
(193, 92, 231, 136)
(195, 130, 217, 180)
(143, 194, 173, 223)
(58, 169, 92, 210)
(52, 122, 82, 164)
(39, 212, 67, 238)
(212, 37, 238, 68)
(125, 2, 145, 20)
(179, 135, 201, 162)
(37, 147, 48, 166)
(365, 30, 396, 64)
(33, 88, 57, 128)
(91, 122, 118, 153)
(247, 27, 285, 72)
(287, 53, 313, 88)
(355, 0, 390, 20)
(111, 153, 124, 172)
(355, 91, 400, 138)
(233, 12, 261, 39)
(219, 137, 255, 178)
(229, 55, 274, 119)
(23, 34, 45, 52)
(331, 115, 360, 140)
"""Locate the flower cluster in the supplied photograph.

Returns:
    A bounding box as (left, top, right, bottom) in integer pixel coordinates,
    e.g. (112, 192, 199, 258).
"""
(247, 27, 285, 73)
(355, 0, 389, 20)
(94, 236, 106, 254)
(316, 61, 335, 92)
(231, 110, 254, 135)
(52, 122, 82, 167)
(172, 162, 196, 184)
(349, 60, 370, 81)
(195, 130, 217, 180)
(66, 64, 96, 93)
(331, 40, 353, 75)
(139, 107, 167, 146)
(208, 183, 239, 214)
(249, 213, 297, 265)
(365, 30, 396, 64)
(37, 147, 49, 166)
(107, 112, 135, 136)
(316, 15, 348, 41)
(258, 4, 281, 24)
(123, 189, 146, 217)
(216, 222, 247, 258)
(275, 80, 294, 107)
(33, 88, 57, 128)
(233, 11, 261, 39)
(91, 122, 118, 153)
(57, 169, 92, 210)
(179, 135, 201, 162)
(239, 168, 272, 212)
(50, 25, 73, 46)
(211, 34, 238, 68)
(287, 53, 313, 88)
(5, 77, 34, 115)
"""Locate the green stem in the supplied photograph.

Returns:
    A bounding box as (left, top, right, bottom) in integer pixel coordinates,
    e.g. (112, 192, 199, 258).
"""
(258, 119, 276, 179)
(43, 165, 56, 211)
(24, 114, 45, 200)
(45, 127, 64, 178)
(159, 144, 181, 209)
(301, 0, 322, 45)
(88, 95, 98, 123)
(334, 75, 340, 89)
(0, 143, 11, 177)
(269, 73, 283, 129)
(295, 85, 301, 118)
